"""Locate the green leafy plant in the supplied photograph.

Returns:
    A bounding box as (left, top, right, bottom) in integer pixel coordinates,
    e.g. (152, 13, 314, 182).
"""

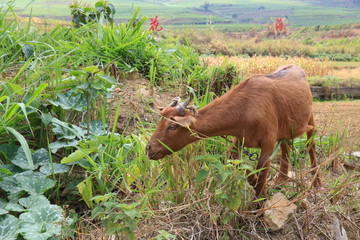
(69, 0, 116, 28)
(0, 147, 71, 240)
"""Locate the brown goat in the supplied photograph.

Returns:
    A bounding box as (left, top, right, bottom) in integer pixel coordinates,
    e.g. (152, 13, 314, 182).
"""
(146, 64, 322, 197)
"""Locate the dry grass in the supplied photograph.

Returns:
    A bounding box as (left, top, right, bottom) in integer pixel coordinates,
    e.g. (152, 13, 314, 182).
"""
(202, 56, 332, 78)
(321, 29, 358, 39)
(332, 67, 360, 84)
(72, 165, 359, 240)
(313, 101, 360, 148)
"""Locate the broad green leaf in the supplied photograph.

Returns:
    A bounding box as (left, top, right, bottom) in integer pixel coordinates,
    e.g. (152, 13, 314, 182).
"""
(228, 159, 245, 165)
(5, 127, 34, 169)
(0, 171, 44, 194)
(0, 214, 19, 240)
(0, 144, 20, 161)
(225, 196, 242, 211)
(80, 120, 107, 136)
(48, 91, 86, 111)
(52, 118, 85, 140)
(96, 74, 117, 84)
(69, 70, 86, 77)
(40, 113, 53, 125)
(55, 76, 78, 91)
(76, 82, 89, 90)
(96, 6, 104, 15)
(107, 3, 116, 17)
(95, 1, 104, 8)
(40, 163, 70, 176)
(17, 176, 56, 195)
(19, 195, 50, 210)
(3, 203, 25, 212)
(18, 205, 63, 240)
(123, 209, 141, 219)
(0, 164, 23, 175)
(77, 178, 93, 208)
(238, 163, 253, 171)
(11, 148, 31, 170)
(91, 206, 104, 219)
(0, 209, 8, 215)
(195, 169, 209, 184)
(91, 79, 105, 90)
(49, 140, 79, 154)
(194, 154, 222, 163)
(32, 149, 51, 167)
(82, 66, 99, 74)
(12, 148, 49, 170)
(61, 148, 97, 164)
(84, 7, 94, 12)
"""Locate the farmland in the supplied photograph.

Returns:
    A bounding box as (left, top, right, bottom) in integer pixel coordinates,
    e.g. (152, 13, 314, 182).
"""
(0, 1, 359, 239)
(8, 0, 360, 28)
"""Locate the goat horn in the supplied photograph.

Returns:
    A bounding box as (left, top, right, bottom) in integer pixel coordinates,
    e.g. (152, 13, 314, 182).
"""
(181, 94, 193, 109)
(175, 94, 193, 116)
(169, 97, 181, 107)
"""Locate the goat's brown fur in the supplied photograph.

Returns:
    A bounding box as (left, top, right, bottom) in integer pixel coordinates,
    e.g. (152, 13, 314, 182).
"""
(146, 64, 322, 197)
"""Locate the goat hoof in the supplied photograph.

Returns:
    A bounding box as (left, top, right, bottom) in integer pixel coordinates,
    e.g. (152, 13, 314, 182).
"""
(274, 175, 290, 185)
(312, 178, 323, 188)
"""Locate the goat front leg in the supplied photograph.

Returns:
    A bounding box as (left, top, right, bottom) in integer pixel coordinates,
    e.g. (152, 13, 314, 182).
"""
(254, 142, 276, 197)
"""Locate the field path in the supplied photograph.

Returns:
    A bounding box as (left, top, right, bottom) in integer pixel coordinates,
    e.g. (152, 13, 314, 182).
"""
(313, 101, 360, 148)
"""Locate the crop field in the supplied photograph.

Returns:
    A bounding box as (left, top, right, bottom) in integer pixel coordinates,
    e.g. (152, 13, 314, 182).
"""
(8, 0, 360, 27)
(0, 1, 359, 240)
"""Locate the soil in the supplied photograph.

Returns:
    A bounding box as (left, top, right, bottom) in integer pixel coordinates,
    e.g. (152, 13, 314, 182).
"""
(109, 74, 184, 135)
(313, 101, 360, 149)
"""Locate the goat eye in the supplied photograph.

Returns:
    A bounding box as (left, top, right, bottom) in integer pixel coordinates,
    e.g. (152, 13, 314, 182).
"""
(168, 124, 178, 130)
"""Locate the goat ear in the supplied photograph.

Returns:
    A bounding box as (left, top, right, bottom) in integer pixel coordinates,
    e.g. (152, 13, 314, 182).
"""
(153, 103, 164, 111)
(173, 116, 195, 128)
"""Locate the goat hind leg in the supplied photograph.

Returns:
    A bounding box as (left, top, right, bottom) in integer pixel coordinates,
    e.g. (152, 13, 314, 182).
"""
(274, 140, 290, 185)
(307, 115, 322, 187)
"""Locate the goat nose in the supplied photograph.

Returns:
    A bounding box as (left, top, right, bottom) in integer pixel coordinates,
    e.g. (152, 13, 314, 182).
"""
(146, 144, 151, 152)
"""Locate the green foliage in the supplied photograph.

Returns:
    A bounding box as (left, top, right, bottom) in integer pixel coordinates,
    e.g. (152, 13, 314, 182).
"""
(69, 0, 116, 28)
(0, 147, 71, 240)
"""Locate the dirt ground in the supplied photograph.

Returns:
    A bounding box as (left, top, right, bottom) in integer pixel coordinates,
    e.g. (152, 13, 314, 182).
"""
(313, 101, 360, 149)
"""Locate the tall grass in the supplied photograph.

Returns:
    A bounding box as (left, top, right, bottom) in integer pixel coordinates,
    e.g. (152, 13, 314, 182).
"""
(203, 56, 332, 78)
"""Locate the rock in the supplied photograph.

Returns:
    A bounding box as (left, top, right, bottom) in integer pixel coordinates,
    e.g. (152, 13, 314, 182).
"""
(351, 151, 360, 159)
(263, 192, 297, 231)
(138, 87, 151, 98)
(333, 216, 348, 240)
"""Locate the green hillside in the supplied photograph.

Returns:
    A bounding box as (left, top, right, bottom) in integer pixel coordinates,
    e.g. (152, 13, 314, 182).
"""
(6, 0, 360, 27)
